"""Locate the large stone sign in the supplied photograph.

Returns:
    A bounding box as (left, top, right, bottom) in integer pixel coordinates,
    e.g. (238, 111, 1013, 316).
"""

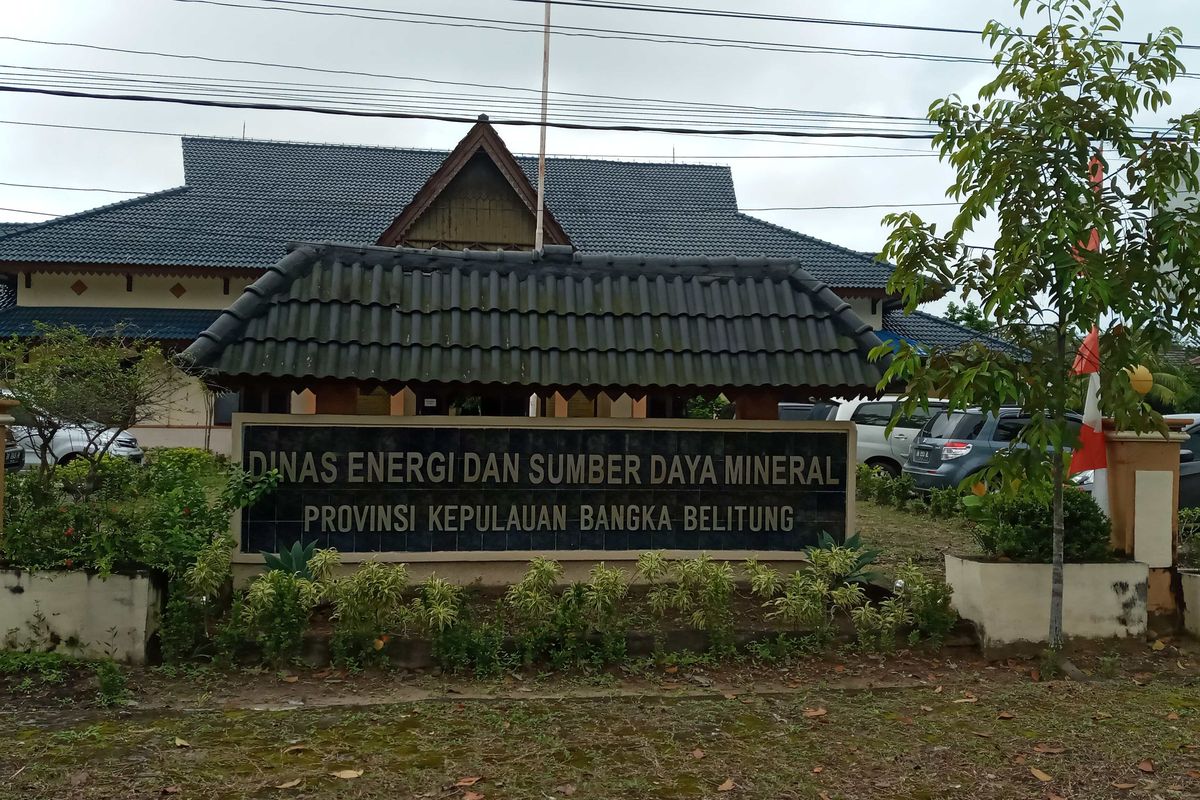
(233, 416, 855, 561)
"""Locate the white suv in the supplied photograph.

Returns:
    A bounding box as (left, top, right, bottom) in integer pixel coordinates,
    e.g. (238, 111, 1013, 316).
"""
(7, 404, 144, 468)
(833, 396, 947, 476)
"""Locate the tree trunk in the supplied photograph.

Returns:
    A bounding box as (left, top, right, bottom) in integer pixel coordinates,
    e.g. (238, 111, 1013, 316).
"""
(1048, 328, 1068, 651)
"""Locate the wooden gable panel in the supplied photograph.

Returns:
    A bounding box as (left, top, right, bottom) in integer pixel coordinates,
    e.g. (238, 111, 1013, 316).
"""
(400, 153, 537, 250)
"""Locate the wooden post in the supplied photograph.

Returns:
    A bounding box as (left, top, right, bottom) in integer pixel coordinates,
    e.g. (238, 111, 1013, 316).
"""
(313, 383, 359, 415)
(733, 390, 780, 421)
(0, 397, 19, 534)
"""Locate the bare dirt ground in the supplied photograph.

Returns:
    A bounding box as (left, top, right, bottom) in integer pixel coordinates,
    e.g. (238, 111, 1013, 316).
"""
(2, 636, 1198, 800)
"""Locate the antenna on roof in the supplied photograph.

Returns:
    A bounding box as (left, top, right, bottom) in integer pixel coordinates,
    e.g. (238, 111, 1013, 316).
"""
(534, 0, 551, 253)
(241, 121, 246, 139)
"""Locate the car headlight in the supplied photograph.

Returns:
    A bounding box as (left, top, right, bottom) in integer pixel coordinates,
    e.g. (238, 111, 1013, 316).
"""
(1071, 470, 1094, 486)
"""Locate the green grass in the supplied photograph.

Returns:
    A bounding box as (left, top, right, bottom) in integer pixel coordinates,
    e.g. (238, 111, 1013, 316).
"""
(857, 499, 976, 580)
(3, 678, 1197, 798)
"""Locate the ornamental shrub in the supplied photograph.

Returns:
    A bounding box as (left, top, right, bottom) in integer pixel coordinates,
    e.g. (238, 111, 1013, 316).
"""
(970, 487, 1112, 562)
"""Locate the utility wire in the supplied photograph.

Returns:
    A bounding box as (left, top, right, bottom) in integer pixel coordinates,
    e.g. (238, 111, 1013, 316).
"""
(496, 0, 1200, 51)
(0, 122, 941, 160)
(0, 85, 945, 139)
(172, 0, 1003, 66)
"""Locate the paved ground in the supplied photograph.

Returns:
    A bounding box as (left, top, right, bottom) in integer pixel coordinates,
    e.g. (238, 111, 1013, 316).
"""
(2, 639, 1198, 799)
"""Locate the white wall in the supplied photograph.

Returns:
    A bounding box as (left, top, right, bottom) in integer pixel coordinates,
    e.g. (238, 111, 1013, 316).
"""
(19, 272, 254, 310)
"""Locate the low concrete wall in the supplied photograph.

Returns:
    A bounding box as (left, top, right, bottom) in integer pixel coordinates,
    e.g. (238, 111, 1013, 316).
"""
(0, 569, 163, 664)
(1184, 571, 1200, 638)
(945, 555, 1148, 649)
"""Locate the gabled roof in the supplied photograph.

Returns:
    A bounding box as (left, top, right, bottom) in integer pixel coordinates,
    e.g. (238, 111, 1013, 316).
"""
(0, 135, 894, 289)
(377, 117, 570, 247)
(881, 308, 1021, 355)
(182, 242, 888, 394)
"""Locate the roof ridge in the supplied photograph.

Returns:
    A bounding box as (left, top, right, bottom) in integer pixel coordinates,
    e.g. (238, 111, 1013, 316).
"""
(0, 187, 189, 239)
(181, 135, 734, 170)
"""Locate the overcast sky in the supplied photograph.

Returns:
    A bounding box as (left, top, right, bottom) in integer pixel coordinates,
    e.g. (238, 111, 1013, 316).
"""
(3, 0, 1199, 275)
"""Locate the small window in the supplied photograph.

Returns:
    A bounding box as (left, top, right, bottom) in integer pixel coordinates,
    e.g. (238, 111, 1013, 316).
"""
(898, 402, 946, 430)
(926, 411, 987, 440)
(212, 392, 239, 426)
(993, 416, 1029, 443)
(851, 402, 895, 427)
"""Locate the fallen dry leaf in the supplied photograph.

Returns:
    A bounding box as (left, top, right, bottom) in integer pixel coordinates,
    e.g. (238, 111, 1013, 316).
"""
(933, 686, 944, 694)
(998, 711, 1016, 720)
(1152, 640, 1166, 651)
(920, 705, 934, 712)
(173, 738, 191, 749)
(1030, 767, 1053, 783)
(1033, 744, 1066, 754)
(664, 665, 679, 674)
(812, 766, 824, 774)
(971, 731, 992, 738)
(953, 696, 978, 704)
(1111, 782, 1136, 790)
(161, 788, 181, 796)
(803, 707, 828, 718)
(282, 675, 299, 683)
(691, 749, 705, 760)
(330, 770, 363, 780)
(1093, 711, 1112, 720)
(1137, 759, 1155, 774)
(274, 779, 302, 789)
(1012, 754, 1027, 765)
(1030, 669, 1041, 682)
(554, 785, 576, 796)
(282, 745, 309, 755)
(819, 793, 831, 800)
(833, 664, 845, 673)
(1188, 770, 1200, 779)
(717, 778, 736, 792)
(455, 777, 483, 787)
(1167, 711, 1180, 720)
(723, 692, 738, 700)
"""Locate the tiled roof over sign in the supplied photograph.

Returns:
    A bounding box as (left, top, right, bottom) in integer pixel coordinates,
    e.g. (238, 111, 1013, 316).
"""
(182, 242, 888, 394)
(0, 136, 893, 289)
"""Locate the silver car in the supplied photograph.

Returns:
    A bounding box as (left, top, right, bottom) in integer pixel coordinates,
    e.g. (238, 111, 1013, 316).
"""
(7, 404, 143, 467)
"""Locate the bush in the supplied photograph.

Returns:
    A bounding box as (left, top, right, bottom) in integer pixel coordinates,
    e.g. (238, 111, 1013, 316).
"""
(895, 561, 957, 646)
(855, 464, 883, 501)
(329, 561, 410, 667)
(0, 448, 277, 577)
(639, 552, 735, 651)
(928, 487, 963, 517)
(969, 488, 1112, 562)
(241, 570, 319, 666)
(1181, 508, 1200, 569)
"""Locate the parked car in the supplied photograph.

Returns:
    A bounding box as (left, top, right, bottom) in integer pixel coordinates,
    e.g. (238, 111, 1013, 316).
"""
(6, 404, 143, 468)
(832, 396, 948, 476)
(4, 428, 24, 471)
(903, 408, 1083, 491)
(778, 401, 839, 421)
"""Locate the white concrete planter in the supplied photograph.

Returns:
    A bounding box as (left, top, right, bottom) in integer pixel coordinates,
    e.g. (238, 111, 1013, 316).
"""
(0, 568, 163, 664)
(1183, 571, 1200, 638)
(945, 555, 1148, 649)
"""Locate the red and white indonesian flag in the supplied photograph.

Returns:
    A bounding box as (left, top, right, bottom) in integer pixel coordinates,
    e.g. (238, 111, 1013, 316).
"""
(1069, 325, 1109, 514)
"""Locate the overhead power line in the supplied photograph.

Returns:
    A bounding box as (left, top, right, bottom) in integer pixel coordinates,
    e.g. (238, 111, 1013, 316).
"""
(0, 85, 945, 139)
(172, 0, 1002, 66)
(0, 122, 942, 160)
(496, 0, 1200, 51)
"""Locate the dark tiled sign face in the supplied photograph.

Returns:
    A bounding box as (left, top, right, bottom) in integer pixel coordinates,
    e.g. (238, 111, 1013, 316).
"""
(239, 423, 849, 554)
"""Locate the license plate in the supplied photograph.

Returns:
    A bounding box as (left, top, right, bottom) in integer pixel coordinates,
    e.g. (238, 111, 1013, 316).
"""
(912, 448, 931, 464)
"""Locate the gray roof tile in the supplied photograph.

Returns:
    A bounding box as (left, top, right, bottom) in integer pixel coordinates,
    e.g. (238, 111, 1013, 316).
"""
(0, 306, 219, 339)
(881, 308, 1020, 354)
(0, 137, 892, 288)
(183, 242, 888, 393)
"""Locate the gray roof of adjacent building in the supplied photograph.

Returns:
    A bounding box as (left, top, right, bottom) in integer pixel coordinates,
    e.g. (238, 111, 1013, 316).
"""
(0, 136, 894, 289)
(181, 241, 889, 394)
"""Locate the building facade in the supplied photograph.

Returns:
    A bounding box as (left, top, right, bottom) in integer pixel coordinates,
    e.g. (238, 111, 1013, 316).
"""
(0, 118, 998, 451)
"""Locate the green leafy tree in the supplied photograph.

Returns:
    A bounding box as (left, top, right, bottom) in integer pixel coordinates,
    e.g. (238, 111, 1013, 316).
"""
(877, 0, 1200, 649)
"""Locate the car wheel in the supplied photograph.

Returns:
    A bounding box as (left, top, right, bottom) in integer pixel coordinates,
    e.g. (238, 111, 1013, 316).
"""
(866, 458, 900, 478)
(56, 453, 78, 466)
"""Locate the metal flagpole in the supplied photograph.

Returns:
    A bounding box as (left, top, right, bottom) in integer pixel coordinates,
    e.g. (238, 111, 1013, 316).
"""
(534, 0, 551, 252)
